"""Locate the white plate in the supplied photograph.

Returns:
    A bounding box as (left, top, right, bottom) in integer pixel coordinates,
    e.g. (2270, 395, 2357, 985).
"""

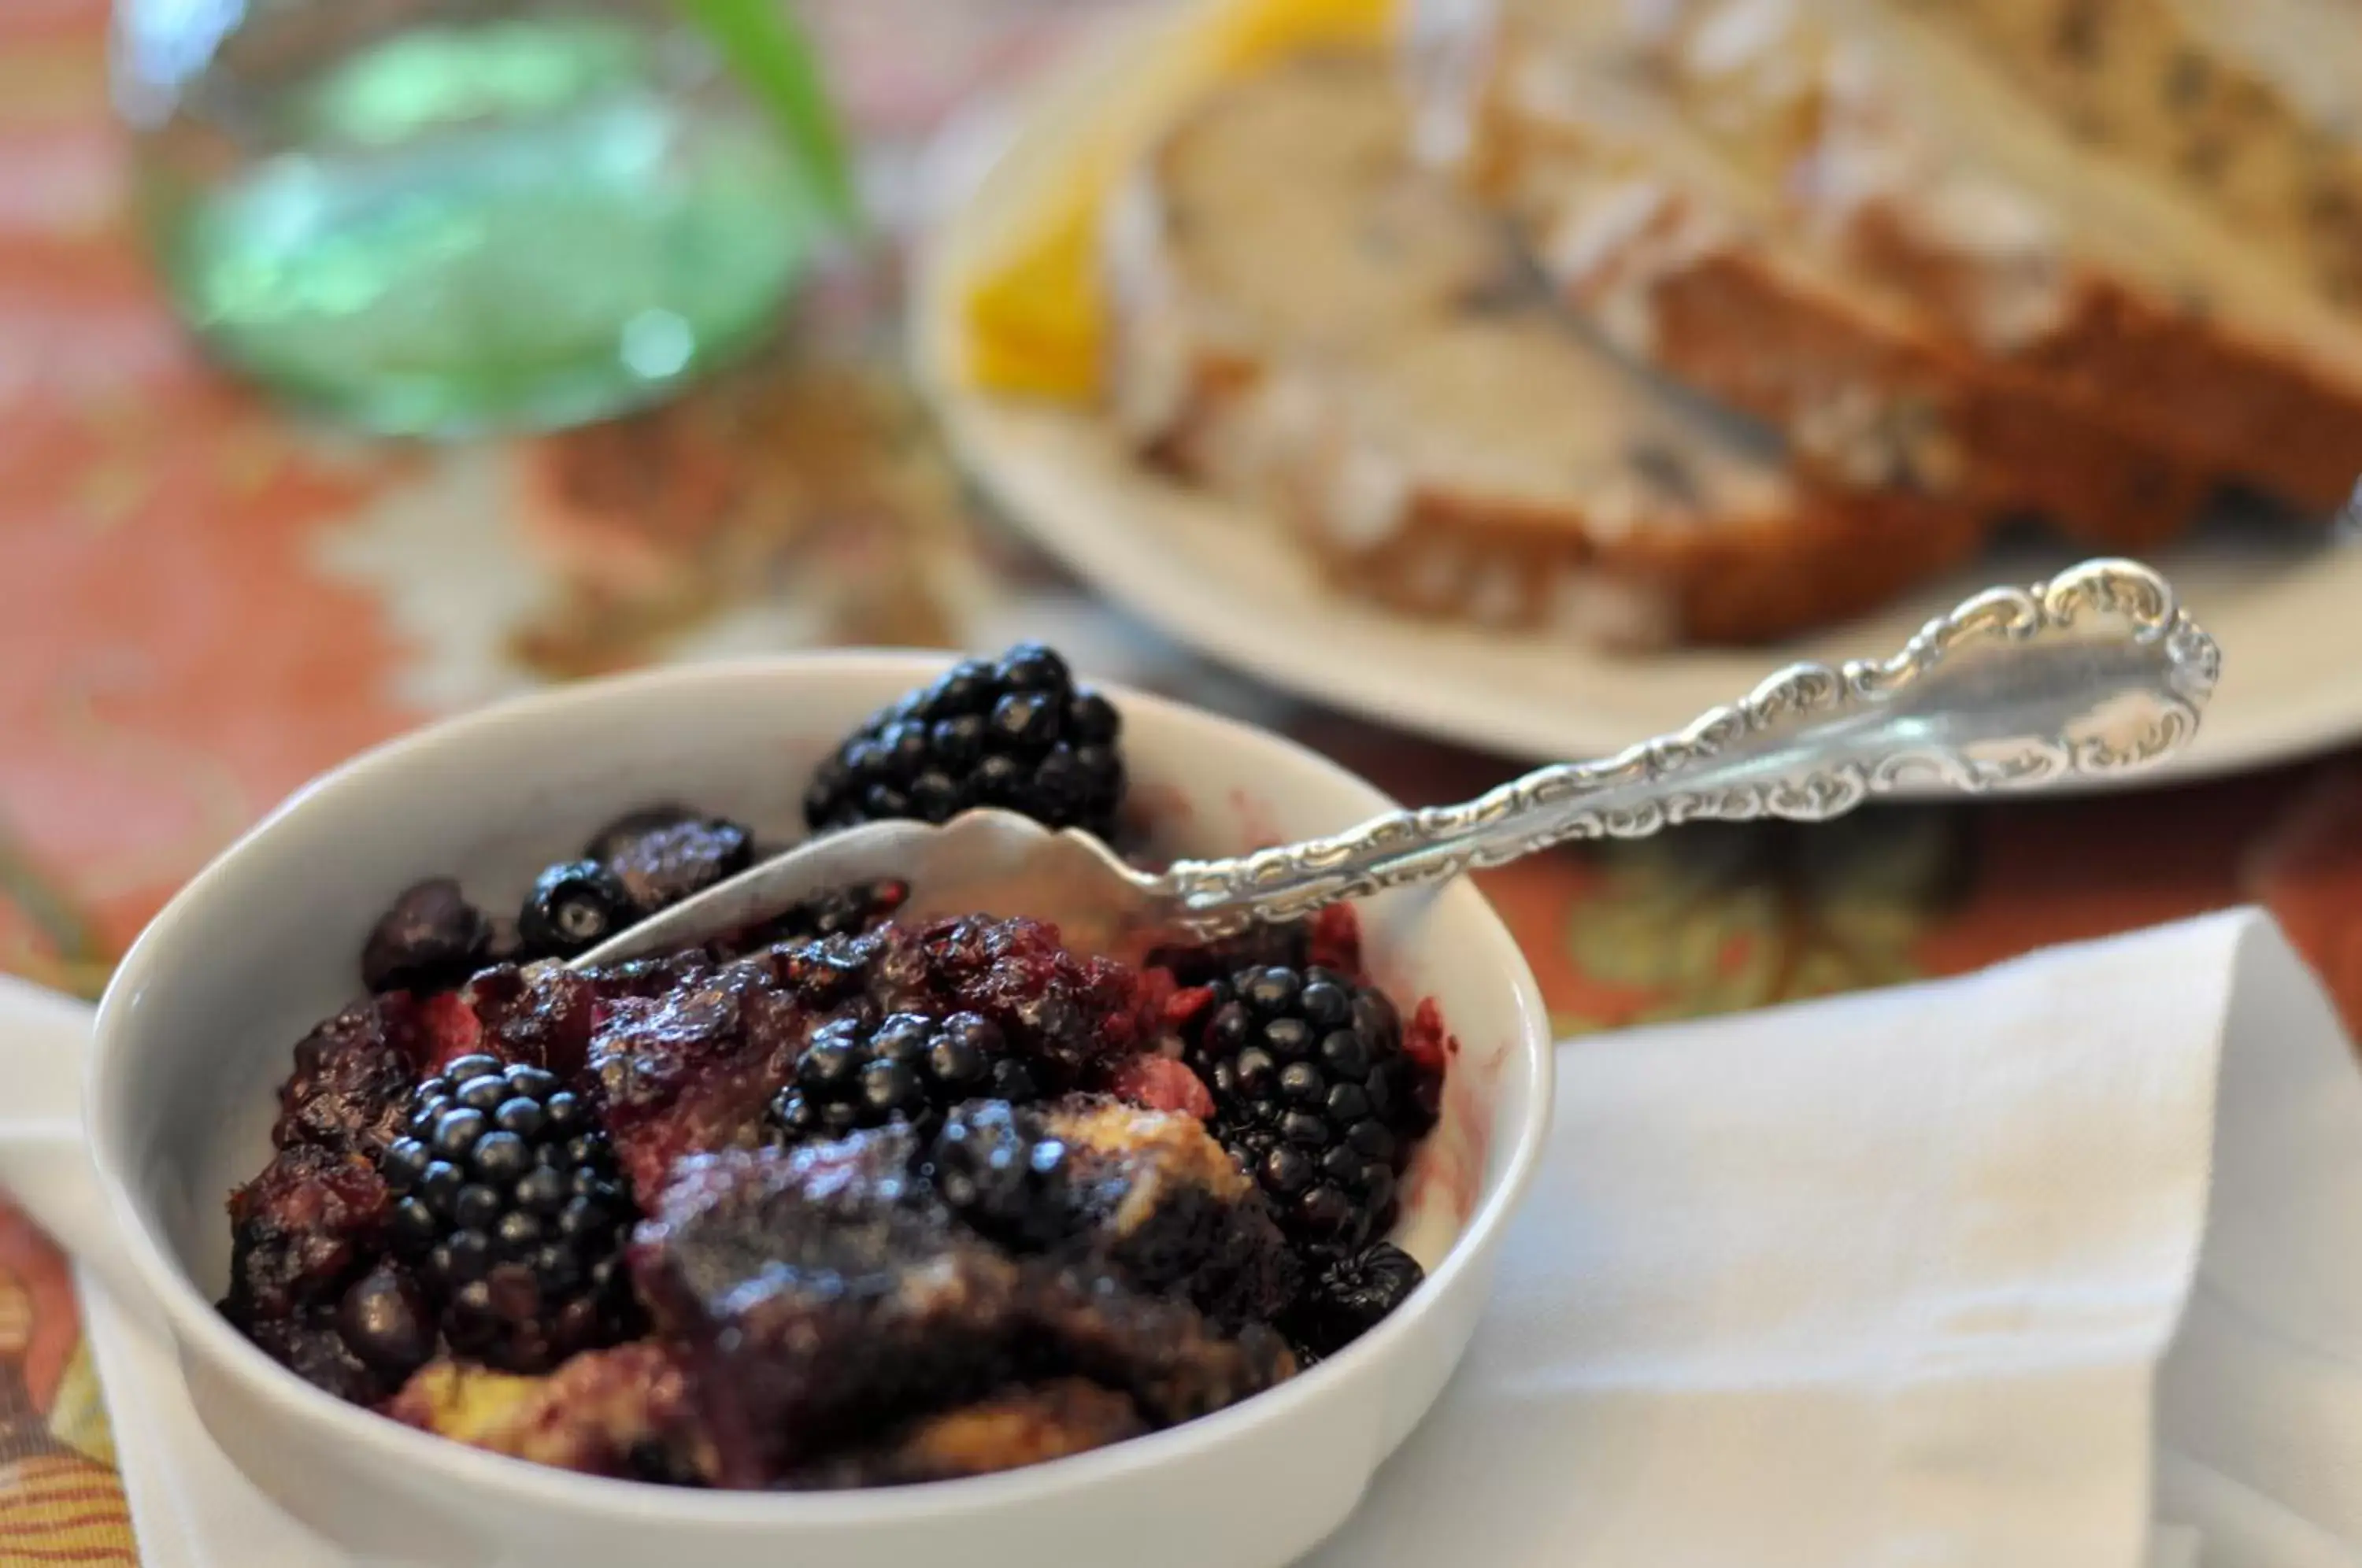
(911, 2, 2362, 787)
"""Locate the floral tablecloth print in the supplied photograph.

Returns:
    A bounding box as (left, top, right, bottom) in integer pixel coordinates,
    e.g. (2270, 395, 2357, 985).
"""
(7, 0, 2362, 1559)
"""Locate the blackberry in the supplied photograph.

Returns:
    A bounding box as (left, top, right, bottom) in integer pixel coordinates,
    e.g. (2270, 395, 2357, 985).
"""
(927, 1100, 1072, 1250)
(379, 1054, 639, 1372)
(1187, 966, 1433, 1256)
(802, 642, 1126, 841)
(582, 805, 754, 915)
(361, 878, 491, 995)
(768, 1012, 1037, 1144)
(516, 860, 634, 958)
(1287, 1241, 1425, 1360)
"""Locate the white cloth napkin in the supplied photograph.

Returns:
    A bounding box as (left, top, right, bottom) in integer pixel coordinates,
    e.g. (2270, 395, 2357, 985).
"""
(1308, 908, 2362, 1568)
(4, 911, 2360, 1567)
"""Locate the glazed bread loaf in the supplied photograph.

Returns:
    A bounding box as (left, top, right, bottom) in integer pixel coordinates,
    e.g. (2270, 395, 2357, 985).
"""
(1891, 0, 2362, 308)
(1458, 11, 2208, 547)
(1104, 52, 1985, 648)
(2171, 0, 2362, 142)
(1471, 0, 2362, 512)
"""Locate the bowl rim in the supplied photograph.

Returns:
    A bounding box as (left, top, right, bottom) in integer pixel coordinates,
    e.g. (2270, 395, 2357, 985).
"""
(91, 651, 1557, 1522)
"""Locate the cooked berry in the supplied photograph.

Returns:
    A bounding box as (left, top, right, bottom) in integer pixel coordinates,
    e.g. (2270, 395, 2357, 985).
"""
(1187, 965, 1433, 1256)
(1143, 919, 1317, 989)
(360, 879, 491, 995)
(714, 880, 909, 956)
(379, 1060, 639, 1372)
(928, 1100, 1072, 1250)
(517, 860, 634, 958)
(335, 1261, 433, 1376)
(990, 1059, 1041, 1101)
(1286, 1241, 1425, 1359)
(802, 643, 1126, 840)
(767, 1011, 1029, 1145)
(584, 805, 754, 915)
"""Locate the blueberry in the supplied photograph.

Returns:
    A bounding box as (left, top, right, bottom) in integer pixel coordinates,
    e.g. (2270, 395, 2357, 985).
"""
(517, 859, 632, 957)
(336, 1266, 431, 1374)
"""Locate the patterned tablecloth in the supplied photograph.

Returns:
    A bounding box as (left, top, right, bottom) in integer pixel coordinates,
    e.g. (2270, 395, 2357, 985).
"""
(8, 0, 2362, 1559)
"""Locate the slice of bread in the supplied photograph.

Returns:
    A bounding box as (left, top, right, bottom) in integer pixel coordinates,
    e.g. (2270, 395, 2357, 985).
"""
(1607, 0, 2362, 512)
(1459, 14, 2209, 547)
(1103, 51, 1986, 648)
(2171, 0, 2362, 144)
(1890, 0, 2362, 309)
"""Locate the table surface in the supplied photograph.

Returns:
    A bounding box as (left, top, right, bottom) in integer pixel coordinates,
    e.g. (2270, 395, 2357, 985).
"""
(9, 0, 2362, 1558)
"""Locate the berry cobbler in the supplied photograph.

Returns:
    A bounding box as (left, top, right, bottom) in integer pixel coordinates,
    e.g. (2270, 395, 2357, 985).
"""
(220, 646, 1453, 1488)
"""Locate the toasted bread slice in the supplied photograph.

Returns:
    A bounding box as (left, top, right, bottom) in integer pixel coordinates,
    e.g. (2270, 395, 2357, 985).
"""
(1588, 0, 2362, 512)
(1457, 16, 2209, 547)
(1104, 51, 1986, 648)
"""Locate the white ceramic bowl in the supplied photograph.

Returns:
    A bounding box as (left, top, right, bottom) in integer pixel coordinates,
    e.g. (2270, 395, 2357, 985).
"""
(60, 655, 1550, 1568)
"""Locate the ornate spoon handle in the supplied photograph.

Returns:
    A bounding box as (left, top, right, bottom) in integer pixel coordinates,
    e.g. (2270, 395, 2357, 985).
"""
(1154, 560, 2220, 934)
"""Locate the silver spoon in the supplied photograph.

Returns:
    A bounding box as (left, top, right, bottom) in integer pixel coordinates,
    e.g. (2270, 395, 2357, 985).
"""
(575, 557, 2219, 965)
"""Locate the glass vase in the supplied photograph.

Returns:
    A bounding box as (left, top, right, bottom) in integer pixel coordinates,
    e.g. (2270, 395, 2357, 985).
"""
(115, 0, 835, 435)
